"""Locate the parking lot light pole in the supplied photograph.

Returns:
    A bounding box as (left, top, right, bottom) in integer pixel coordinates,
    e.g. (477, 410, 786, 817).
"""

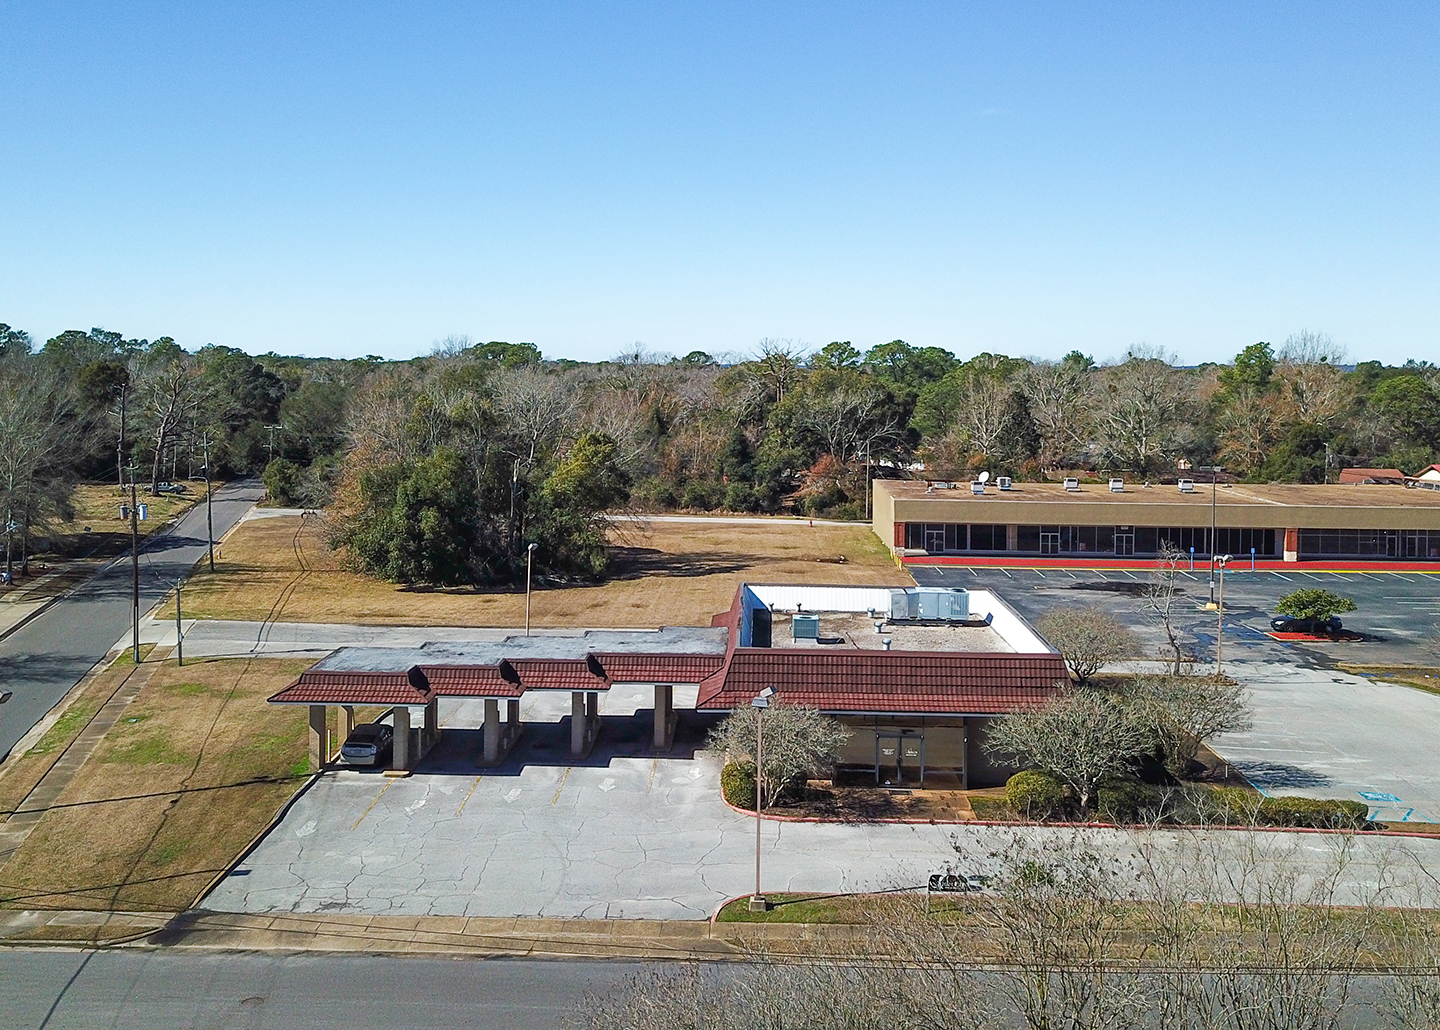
(202, 433, 214, 573)
(524, 543, 538, 636)
(0, 690, 11, 758)
(1215, 554, 1233, 676)
(1199, 465, 1225, 605)
(750, 686, 775, 914)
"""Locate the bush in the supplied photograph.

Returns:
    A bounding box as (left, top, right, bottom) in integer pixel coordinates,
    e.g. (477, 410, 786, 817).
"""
(263, 458, 302, 505)
(721, 762, 756, 810)
(1097, 777, 1163, 823)
(681, 480, 725, 510)
(724, 482, 760, 512)
(1005, 770, 1065, 820)
(1255, 796, 1370, 829)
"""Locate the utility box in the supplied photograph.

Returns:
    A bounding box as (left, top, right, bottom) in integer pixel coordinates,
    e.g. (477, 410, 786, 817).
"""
(791, 613, 820, 640)
(938, 589, 970, 620)
(911, 587, 969, 621)
(1109, 479, 1124, 493)
(890, 589, 917, 621)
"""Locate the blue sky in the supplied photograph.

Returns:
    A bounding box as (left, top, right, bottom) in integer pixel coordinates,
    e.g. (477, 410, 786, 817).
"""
(2, 3, 1437, 364)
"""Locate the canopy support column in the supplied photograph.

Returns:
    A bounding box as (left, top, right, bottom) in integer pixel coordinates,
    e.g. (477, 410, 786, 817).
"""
(308, 705, 327, 772)
(392, 707, 411, 771)
(653, 683, 675, 750)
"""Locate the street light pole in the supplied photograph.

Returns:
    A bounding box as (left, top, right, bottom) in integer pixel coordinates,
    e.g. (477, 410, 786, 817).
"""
(750, 686, 775, 913)
(129, 464, 141, 663)
(1215, 554, 1232, 676)
(0, 690, 12, 758)
(524, 542, 538, 636)
(1199, 465, 1225, 605)
(202, 432, 215, 573)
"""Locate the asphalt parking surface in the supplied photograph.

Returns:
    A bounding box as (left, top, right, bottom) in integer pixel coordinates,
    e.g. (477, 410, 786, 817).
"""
(915, 564, 1440, 821)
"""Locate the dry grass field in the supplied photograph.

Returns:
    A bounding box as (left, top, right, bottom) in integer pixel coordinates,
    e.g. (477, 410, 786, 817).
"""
(160, 514, 912, 627)
(0, 657, 314, 912)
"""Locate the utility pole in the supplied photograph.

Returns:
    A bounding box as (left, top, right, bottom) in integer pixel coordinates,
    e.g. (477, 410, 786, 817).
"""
(264, 424, 283, 466)
(202, 432, 215, 572)
(174, 580, 184, 667)
(129, 463, 141, 664)
(1215, 554, 1232, 676)
(525, 542, 538, 635)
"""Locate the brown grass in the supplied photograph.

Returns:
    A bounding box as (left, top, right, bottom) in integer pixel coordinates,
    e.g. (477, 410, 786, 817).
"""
(158, 514, 912, 627)
(0, 657, 314, 912)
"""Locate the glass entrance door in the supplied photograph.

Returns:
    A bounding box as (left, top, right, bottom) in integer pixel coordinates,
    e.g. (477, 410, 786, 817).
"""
(924, 525, 945, 552)
(1115, 530, 1135, 556)
(1040, 531, 1060, 555)
(875, 733, 926, 785)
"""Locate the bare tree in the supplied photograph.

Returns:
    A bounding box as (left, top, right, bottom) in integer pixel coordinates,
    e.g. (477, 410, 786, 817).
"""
(136, 352, 203, 494)
(1089, 350, 1191, 474)
(492, 365, 578, 465)
(1276, 330, 1351, 429)
(1019, 360, 1093, 471)
(801, 384, 899, 467)
(706, 702, 850, 806)
(1126, 674, 1253, 777)
(1140, 543, 1188, 673)
(983, 689, 1153, 811)
(1034, 606, 1139, 684)
(747, 339, 808, 404)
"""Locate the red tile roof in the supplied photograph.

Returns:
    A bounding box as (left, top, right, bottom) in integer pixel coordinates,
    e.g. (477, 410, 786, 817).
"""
(502, 657, 610, 691)
(418, 664, 523, 698)
(269, 668, 431, 706)
(696, 649, 1067, 716)
(592, 653, 726, 683)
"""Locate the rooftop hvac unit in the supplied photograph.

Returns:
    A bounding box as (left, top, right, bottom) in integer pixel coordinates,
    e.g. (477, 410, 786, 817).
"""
(897, 587, 970, 622)
(791, 613, 820, 640)
(1178, 479, 1195, 493)
(997, 476, 1013, 490)
(1109, 478, 1125, 492)
(1064, 478, 1080, 491)
(970, 481, 985, 495)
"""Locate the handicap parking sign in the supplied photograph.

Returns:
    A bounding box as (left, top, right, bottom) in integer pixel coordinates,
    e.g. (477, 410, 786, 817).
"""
(1358, 791, 1403, 804)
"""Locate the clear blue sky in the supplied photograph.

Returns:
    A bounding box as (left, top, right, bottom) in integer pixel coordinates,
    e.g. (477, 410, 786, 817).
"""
(2, 3, 1437, 364)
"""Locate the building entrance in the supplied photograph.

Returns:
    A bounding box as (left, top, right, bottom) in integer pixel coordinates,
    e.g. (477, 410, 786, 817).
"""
(875, 732, 926, 786)
(1115, 529, 1134, 556)
(1040, 531, 1060, 556)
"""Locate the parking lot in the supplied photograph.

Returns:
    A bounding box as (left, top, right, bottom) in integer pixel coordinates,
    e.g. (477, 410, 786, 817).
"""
(914, 564, 1440, 821)
(204, 686, 959, 920)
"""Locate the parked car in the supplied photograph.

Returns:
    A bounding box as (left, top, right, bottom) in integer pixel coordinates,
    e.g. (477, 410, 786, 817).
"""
(154, 482, 188, 494)
(1270, 615, 1343, 636)
(340, 723, 394, 766)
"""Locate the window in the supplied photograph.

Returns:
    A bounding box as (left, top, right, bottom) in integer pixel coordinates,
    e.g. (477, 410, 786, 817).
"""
(1017, 525, 1041, 552)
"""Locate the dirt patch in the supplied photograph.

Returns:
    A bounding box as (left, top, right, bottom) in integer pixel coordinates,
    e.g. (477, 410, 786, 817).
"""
(0, 657, 314, 912)
(159, 515, 912, 628)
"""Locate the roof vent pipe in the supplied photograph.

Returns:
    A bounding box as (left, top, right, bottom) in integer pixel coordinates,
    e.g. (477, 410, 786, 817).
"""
(883, 638, 892, 651)
(874, 621, 884, 634)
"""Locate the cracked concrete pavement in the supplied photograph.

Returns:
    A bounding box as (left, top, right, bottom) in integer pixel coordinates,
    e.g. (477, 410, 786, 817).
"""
(205, 686, 1440, 921)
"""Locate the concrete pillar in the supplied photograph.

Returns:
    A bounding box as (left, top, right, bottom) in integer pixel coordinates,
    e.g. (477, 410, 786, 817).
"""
(424, 698, 439, 751)
(308, 705, 327, 771)
(507, 698, 520, 727)
(484, 698, 501, 763)
(571, 691, 586, 755)
(653, 684, 674, 749)
(392, 707, 411, 770)
(342, 705, 356, 738)
(1006, 524, 1018, 553)
(1283, 527, 1299, 562)
(961, 718, 970, 790)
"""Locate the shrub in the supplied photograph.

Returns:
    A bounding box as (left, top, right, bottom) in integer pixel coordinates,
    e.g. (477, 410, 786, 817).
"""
(721, 762, 756, 810)
(1096, 777, 1162, 823)
(1005, 770, 1065, 820)
(724, 482, 760, 512)
(1256, 796, 1369, 829)
(1207, 785, 1263, 822)
(263, 458, 302, 505)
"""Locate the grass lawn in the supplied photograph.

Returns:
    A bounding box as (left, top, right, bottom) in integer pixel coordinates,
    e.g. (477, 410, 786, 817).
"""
(0, 656, 315, 912)
(1337, 664, 1440, 698)
(156, 513, 912, 627)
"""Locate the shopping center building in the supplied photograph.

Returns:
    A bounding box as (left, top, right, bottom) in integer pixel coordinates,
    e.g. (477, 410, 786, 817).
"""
(872, 478, 1440, 563)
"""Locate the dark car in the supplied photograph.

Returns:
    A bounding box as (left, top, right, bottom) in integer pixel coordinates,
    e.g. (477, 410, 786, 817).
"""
(340, 723, 394, 766)
(1270, 615, 1343, 636)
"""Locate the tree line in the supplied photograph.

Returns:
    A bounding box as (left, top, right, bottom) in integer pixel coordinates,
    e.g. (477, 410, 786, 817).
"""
(4, 323, 1438, 585)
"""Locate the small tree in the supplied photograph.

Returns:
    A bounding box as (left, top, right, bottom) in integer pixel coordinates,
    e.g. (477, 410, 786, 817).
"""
(983, 689, 1153, 811)
(1128, 674, 1254, 777)
(1034, 606, 1138, 684)
(1139, 542, 1187, 673)
(1275, 588, 1357, 623)
(706, 702, 850, 807)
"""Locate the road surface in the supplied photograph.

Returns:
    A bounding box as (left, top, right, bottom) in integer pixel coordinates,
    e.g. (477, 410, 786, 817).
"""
(0, 480, 263, 759)
(0, 949, 640, 1030)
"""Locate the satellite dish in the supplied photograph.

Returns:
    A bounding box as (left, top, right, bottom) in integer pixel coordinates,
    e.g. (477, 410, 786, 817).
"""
(979, 471, 991, 483)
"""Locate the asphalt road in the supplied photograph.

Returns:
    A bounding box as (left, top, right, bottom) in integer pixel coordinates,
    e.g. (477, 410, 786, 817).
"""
(0, 480, 263, 759)
(0, 949, 642, 1030)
